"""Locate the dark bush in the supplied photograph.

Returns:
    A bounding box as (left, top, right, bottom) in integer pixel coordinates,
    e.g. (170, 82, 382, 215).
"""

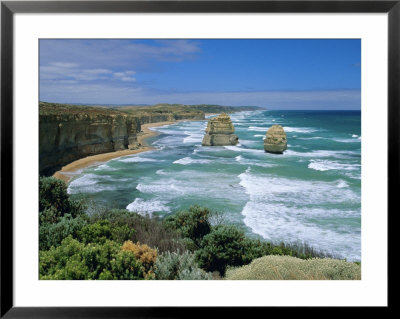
(39, 176, 84, 218)
(39, 207, 62, 225)
(195, 225, 247, 275)
(164, 206, 212, 248)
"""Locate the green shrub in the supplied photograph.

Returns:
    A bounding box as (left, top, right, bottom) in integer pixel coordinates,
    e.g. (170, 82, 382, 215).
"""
(39, 236, 145, 280)
(39, 176, 69, 213)
(108, 251, 146, 280)
(164, 206, 212, 247)
(39, 176, 84, 218)
(269, 241, 338, 259)
(195, 225, 247, 275)
(225, 255, 361, 280)
(77, 219, 135, 244)
(77, 220, 113, 244)
(39, 214, 88, 250)
(39, 207, 62, 225)
(111, 224, 136, 244)
(155, 250, 212, 280)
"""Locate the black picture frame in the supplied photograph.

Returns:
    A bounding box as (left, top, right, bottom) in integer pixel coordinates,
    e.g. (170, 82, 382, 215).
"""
(1, 0, 396, 317)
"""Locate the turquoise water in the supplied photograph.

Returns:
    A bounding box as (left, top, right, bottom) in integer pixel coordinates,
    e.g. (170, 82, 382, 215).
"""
(68, 110, 361, 261)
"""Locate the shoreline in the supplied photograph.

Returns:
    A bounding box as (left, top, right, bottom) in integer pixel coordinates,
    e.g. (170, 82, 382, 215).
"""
(52, 114, 222, 184)
(53, 120, 180, 183)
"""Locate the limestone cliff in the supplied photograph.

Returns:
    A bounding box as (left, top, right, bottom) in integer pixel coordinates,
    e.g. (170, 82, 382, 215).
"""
(39, 102, 207, 175)
(264, 125, 287, 154)
(39, 104, 142, 175)
(201, 113, 239, 146)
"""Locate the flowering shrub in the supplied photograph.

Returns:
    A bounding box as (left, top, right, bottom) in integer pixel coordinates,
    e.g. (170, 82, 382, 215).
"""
(122, 240, 157, 277)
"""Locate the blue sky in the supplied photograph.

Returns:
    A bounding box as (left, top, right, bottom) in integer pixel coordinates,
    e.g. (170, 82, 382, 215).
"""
(40, 39, 361, 109)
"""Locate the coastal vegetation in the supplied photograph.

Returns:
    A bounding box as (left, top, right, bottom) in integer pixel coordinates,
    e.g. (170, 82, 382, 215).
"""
(225, 255, 361, 280)
(39, 176, 360, 280)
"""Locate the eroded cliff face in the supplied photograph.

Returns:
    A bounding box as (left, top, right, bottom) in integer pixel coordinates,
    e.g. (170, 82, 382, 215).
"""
(39, 111, 141, 175)
(39, 103, 205, 175)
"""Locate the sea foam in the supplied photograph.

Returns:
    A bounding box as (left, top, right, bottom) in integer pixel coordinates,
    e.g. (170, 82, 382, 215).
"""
(224, 145, 264, 154)
(284, 149, 359, 159)
(183, 131, 204, 144)
(332, 138, 361, 143)
(94, 164, 116, 171)
(238, 171, 361, 260)
(118, 156, 157, 163)
(126, 198, 170, 216)
(308, 159, 360, 171)
(173, 157, 211, 165)
(283, 127, 318, 133)
(68, 174, 125, 194)
(235, 155, 275, 168)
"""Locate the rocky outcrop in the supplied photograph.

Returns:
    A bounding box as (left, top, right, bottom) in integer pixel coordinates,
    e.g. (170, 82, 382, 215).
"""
(264, 125, 287, 154)
(201, 113, 239, 146)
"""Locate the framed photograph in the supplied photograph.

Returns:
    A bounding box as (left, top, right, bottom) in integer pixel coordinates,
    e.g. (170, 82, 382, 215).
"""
(1, 0, 396, 316)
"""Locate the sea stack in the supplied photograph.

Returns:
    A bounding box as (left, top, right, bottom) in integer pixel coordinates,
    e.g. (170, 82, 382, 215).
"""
(264, 125, 287, 154)
(202, 113, 239, 146)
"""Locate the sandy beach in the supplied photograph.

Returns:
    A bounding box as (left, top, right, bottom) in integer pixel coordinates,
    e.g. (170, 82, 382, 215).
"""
(53, 120, 178, 183)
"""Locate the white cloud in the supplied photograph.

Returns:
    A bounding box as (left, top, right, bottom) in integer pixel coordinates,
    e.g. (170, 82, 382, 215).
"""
(49, 62, 79, 68)
(113, 71, 136, 82)
(40, 62, 139, 83)
(40, 39, 201, 70)
(40, 62, 112, 81)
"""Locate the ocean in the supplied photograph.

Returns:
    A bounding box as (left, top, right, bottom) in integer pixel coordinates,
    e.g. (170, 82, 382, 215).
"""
(68, 110, 361, 261)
